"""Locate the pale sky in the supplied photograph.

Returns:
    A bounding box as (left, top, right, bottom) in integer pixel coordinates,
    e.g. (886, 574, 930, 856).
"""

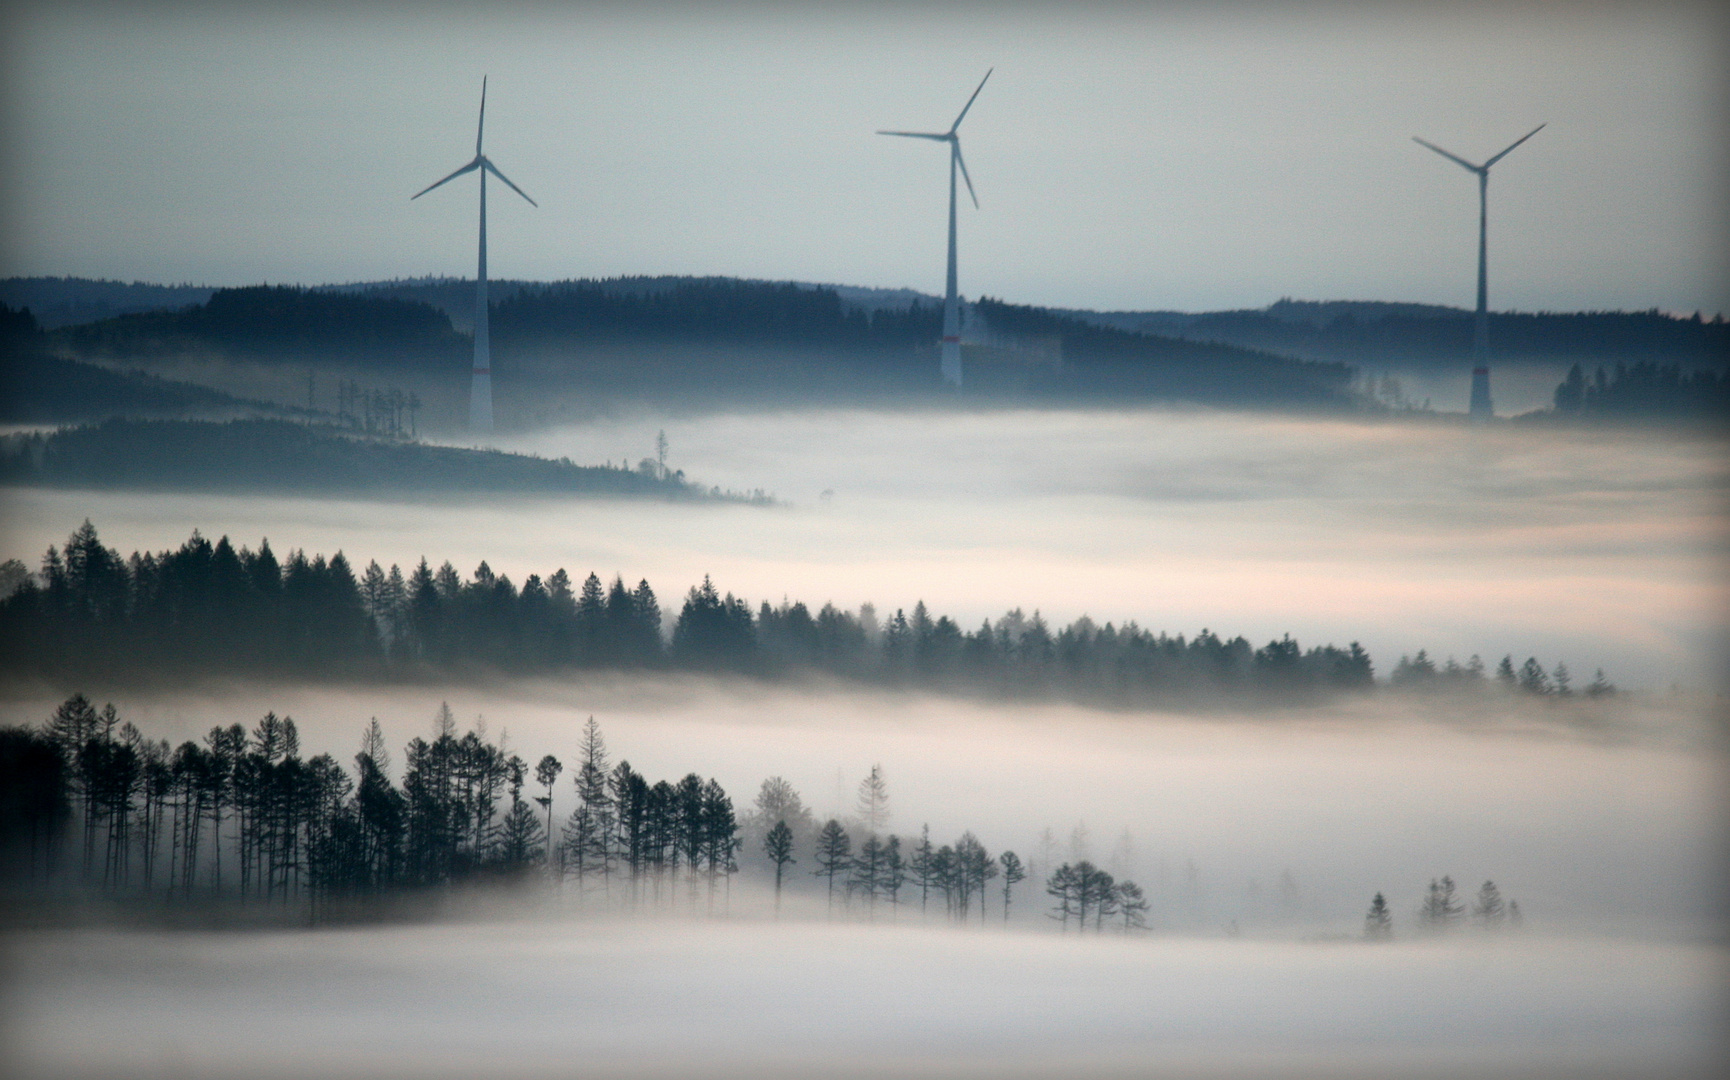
(2, 0, 1725, 315)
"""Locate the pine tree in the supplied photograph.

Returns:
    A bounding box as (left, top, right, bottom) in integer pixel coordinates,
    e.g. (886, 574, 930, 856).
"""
(1420, 876, 1464, 929)
(855, 764, 889, 835)
(534, 754, 562, 870)
(999, 850, 1026, 923)
(812, 819, 851, 913)
(765, 819, 795, 914)
(1473, 880, 1505, 927)
(1364, 892, 1393, 940)
(1114, 880, 1149, 933)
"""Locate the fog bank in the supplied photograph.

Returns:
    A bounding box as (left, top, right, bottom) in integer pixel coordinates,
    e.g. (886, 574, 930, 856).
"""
(3, 921, 1722, 1080)
(4, 409, 1722, 690)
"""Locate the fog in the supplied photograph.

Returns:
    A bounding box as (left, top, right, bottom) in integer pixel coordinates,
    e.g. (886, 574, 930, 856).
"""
(3, 405, 1726, 1078)
(3, 408, 1723, 689)
(3, 922, 1723, 1080)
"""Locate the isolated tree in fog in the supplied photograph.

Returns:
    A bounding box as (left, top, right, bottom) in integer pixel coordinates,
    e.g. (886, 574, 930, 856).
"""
(1473, 880, 1505, 927)
(764, 819, 795, 912)
(998, 850, 1026, 923)
(813, 818, 851, 912)
(534, 754, 561, 868)
(1364, 892, 1393, 940)
(856, 764, 889, 835)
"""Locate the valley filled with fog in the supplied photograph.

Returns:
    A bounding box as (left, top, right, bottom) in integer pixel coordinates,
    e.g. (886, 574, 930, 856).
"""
(2, 406, 1724, 1079)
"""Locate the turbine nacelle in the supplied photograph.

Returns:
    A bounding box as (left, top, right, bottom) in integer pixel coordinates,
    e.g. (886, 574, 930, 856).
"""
(877, 68, 991, 209)
(1413, 123, 1546, 176)
(412, 76, 538, 207)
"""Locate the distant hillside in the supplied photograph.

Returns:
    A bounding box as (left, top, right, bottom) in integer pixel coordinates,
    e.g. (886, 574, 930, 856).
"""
(53, 285, 470, 369)
(1065, 301, 1730, 369)
(0, 277, 215, 330)
(1, 302, 291, 423)
(0, 418, 751, 501)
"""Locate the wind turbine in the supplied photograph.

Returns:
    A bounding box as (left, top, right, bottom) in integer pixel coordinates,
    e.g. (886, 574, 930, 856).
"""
(1413, 123, 1544, 420)
(880, 68, 991, 387)
(413, 76, 538, 433)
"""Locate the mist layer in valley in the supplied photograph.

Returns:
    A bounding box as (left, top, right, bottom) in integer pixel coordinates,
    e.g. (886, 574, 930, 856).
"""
(1, 681, 1724, 1079)
(4, 407, 1721, 691)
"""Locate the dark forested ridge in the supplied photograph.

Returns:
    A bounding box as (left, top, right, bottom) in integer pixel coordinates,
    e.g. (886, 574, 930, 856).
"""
(36, 280, 1361, 410)
(0, 418, 744, 500)
(0, 524, 1605, 709)
(53, 285, 469, 368)
(0, 278, 216, 330)
(1071, 300, 1730, 370)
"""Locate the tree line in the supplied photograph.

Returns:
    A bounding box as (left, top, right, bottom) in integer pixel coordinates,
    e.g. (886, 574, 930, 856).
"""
(1547, 360, 1728, 421)
(0, 700, 1079, 928)
(0, 523, 1401, 703)
(1362, 876, 1521, 941)
(4, 697, 1532, 940)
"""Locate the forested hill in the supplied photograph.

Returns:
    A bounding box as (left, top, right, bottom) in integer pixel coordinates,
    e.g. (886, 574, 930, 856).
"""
(2, 303, 292, 424)
(53, 285, 469, 368)
(1070, 301, 1730, 369)
(44, 279, 1359, 410)
(0, 277, 216, 330)
(0, 418, 747, 501)
(970, 298, 1354, 407)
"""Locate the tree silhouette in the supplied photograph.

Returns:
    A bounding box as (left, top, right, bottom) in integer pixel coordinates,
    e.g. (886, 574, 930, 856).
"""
(1473, 880, 1505, 927)
(534, 754, 562, 871)
(855, 764, 889, 835)
(765, 819, 795, 914)
(813, 819, 851, 913)
(999, 850, 1026, 923)
(1364, 892, 1393, 940)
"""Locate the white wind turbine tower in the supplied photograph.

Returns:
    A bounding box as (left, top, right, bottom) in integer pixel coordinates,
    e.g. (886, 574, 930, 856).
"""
(413, 76, 538, 433)
(880, 69, 992, 387)
(1413, 123, 1544, 421)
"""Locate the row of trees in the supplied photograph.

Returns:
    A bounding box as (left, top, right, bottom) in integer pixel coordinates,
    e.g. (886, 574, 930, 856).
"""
(0, 697, 744, 917)
(1389, 650, 1615, 698)
(6, 697, 1524, 941)
(1363, 877, 1521, 940)
(1, 523, 1525, 706)
(1, 699, 1068, 926)
(1550, 360, 1728, 420)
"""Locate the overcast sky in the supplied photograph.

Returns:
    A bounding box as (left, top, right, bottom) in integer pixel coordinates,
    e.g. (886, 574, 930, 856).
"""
(2, 0, 1725, 314)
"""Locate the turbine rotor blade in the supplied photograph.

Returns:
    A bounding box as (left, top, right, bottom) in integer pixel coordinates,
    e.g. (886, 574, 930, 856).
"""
(877, 130, 952, 141)
(476, 75, 487, 157)
(1412, 136, 1483, 174)
(482, 158, 538, 207)
(949, 67, 992, 134)
(954, 141, 978, 209)
(412, 157, 481, 200)
(1483, 123, 1546, 169)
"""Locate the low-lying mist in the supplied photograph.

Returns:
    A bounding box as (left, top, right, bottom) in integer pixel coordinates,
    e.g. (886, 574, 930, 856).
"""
(3, 407, 1722, 690)
(4, 677, 1719, 939)
(4, 916, 1721, 1080)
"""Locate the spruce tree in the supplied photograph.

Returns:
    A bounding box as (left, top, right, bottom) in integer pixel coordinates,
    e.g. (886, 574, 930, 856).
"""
(812, 818, 851, 913)
(765, 819, 795, 914)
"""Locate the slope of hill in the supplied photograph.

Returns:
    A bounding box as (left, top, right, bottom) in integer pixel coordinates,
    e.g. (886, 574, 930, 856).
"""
(0, 418, 750, 501)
